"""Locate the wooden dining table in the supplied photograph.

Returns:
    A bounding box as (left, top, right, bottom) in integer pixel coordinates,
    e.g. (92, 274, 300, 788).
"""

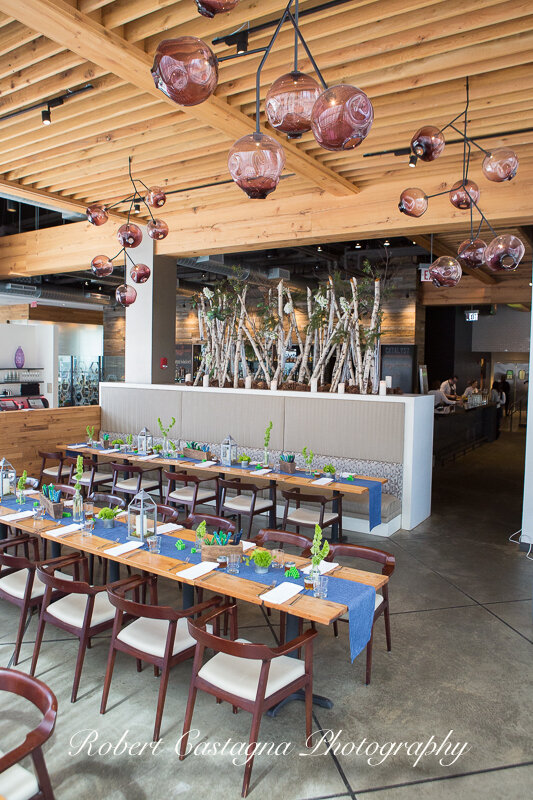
(0, 495, 388, 712)
(57, 443, 388, 541)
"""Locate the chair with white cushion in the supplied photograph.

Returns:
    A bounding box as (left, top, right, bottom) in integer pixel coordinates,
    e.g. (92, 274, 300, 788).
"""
(0, 536, 75, 666)
(64, 455, 111, 497)
(179, 603, 317, 797)
(218, 478, 274, 539)
(0, 668, 57, 800)
(38, 451, 70, 487)
(281, 488, 343, 541)
(164, 470, 218, 517)
(101, 575, 222, 741)
(30, 554, 117, 702)
(110, 462, 163, 502)
(326, 543, 395, 684)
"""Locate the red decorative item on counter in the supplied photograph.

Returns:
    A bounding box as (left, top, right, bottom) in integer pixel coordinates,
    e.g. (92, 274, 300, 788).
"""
(115, 284, 137, 307)
(482, 148, 519, 182)
(429, 256, 462, 287)
(151, 37, 218, 106)
(410, 126, 445, 162)
(86, 205, 108, 226)
(117, 223, 143, 248)
(265, 71, 321, 139)
(484, 234, 525, 272)
(457, 239, 487, 269)
(147, 219, 169, 240)
(228, 133, 286, 199)
(311, 84, 373, 151)
(195, 0, 239, 17)
(130, 263, 151, 284)
(449, 179, 480, 209)
(398, 187, 428, 217)
(91, 255, 114, 277)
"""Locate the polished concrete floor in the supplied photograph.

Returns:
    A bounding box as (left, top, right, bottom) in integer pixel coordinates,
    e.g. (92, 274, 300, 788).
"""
(1, 430, 532, 800)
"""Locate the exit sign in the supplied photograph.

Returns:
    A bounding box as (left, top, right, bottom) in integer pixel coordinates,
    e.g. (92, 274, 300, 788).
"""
(465, 310, 479, 322)
(419, 263, 432, 282)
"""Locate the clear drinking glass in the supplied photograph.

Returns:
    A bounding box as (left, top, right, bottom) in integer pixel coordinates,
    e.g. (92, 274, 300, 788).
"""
(227, 553, 240, 574)
(314, 575, 329, 599)
(272, 549, 284, 568)
(147, 536, 160, 554)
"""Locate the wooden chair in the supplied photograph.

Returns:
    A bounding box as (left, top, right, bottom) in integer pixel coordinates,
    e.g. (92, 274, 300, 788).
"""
(281, 488, 343, 541)
(88, 492, 126, 511)
(110, 462, 163, 502)
(38, 450, 70, 486)
(218, 478, 274, 539)
(101, 575, 223, 741)
(0, 668, 57, 800)
(0, 536, 73, 666)
(179, 603, 317, 797)
(156, 504, 181, 524)
(64, 455, 111, 497)
(326, 543, 395, 684)
(183, 513, 236, 537)
(30, 554, 117, 702)
(52, 484, 76, 499)
(164, 470, 218, 516)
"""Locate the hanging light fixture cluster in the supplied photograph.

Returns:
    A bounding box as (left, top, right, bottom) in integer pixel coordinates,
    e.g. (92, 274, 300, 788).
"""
(86, 158, 169, 307)
(398, 78, 523, 287)
(151, 0, 373, 198)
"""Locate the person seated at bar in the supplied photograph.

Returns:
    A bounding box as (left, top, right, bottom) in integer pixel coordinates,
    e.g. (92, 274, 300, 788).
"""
(429, 381, 456, 411)
(463, 378, 479, 397)
(439, 375, 459, 400)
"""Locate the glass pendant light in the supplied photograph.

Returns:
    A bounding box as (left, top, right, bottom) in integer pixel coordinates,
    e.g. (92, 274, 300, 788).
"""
(429, 256, 462, 287)
(117, 223, 143, 248)
(484, 234, 525, 271)
(482, 148, 519, 182)
(449, 179, 480, 209)
(228, 133, 286, 199)
(144, 187, 166, 208)
(90, 255, 114, 277)
(130, 264, 151, 283)
(151, 37, 218, 106)
(410, 126, 445, 161)
(398, 187, 428, 217)
(196, 0, 239, 17)
(115, 284, 137, 307)
(265, 71, 320, 139)
(147, 219, 169, 240)
(311, 84, 374, 151)
(86, 205, 108, 226)
(457, 239, 487, 269)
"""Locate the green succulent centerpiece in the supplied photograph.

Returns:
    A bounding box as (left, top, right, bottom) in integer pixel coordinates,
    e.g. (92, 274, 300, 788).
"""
(310, 524, 330, 576)
(248, 549, 273, 574)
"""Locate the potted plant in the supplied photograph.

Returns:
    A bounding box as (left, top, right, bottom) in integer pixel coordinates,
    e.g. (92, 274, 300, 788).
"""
(86, 425, 95, 445)
(158, 416, 176, 457)
(16, 470, 27, 505)
(72, 455, 84, 524)
(302, 446, 314, 476)
(125, 433, 133, 450)
(263, 420, 273, 467)
(323, 464, 336, 480)
(238, 453, 251, 466)
(153, 444, 163, 456)
(111, 438, 124, 451)
(97, 506, 120, 529)
(250, 549, 273, 574)
(309, 524, 330, 584)
(279, 453, 296, 474)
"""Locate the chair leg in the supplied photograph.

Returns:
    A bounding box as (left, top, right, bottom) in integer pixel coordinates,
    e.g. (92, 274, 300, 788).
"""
(246, 514, 253, 540)
(305, 679, 313, 746)
(384, 605, 392, 651)
(32, 746, 55, 800)
(333, 620, 339, 638)
(153, 661, 171, 741)
(13, 599, 31, 666)
(365, 627, 374, 686)
(242, 706, 263, 797)
(136, 659, 143, 672)
(279, 612, 286, 645)
(71, 631, 90, 703)
(100, 644, 118, 715)
(30, 614, 46, 677)
(179, 684, 198, 760)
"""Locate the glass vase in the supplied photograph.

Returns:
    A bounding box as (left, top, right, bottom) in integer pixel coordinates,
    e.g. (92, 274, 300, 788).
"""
(263, 448, 269, 467)
(72, 489, 84, 524)
(163, 437, 170, 458)
(16, 488, 25, 505)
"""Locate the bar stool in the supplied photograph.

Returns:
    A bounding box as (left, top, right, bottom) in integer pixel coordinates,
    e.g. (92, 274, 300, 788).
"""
(110, 462, 163, 502)
(164, 470, 218, 516)
(38, 451, 70, 486)
(64, 455, 111, 497)
(218, 478, 274, 539)
(281, 488, 343, 541)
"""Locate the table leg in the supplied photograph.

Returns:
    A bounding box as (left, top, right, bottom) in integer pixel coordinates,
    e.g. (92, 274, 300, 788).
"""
(331, 491, 339, 542)
(108, 560, 120, 583)
(182, 582, 195, 609)
(267, 611, 333, 717)
(0, 522, 7, 540)
(51, 541, 61, 558)
(269, 479, 277, 528)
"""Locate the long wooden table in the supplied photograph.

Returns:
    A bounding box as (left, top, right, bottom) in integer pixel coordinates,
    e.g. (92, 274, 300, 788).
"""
(58, 444, 388, 540)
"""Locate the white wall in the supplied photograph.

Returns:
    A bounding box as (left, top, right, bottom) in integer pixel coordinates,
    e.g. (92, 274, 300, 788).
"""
(0, 322, 57, 406)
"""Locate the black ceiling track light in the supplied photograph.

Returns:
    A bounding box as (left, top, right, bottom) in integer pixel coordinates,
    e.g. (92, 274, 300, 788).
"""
(0, 84, 94, 125)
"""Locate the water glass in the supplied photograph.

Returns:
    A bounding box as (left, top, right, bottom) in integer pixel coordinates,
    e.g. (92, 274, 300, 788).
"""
(147, 535, 161, 554)
(227, 553, 240, 574)
(84, 501, 94, 525)
(314, 575, 329, 599)
(272, 549, 284, 569)
(81, 518, 93, 538)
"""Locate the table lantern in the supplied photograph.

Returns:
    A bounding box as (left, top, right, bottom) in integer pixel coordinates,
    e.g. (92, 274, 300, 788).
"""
(137, 427, 153, 455)
(0, 458, 16, 500)
(127, 490, 157, 542)
(220, 434, 237, 467)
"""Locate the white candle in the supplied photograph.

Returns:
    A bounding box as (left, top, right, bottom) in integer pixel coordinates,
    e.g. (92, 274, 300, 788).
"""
(379, 380, 387, 396)
(135, 514, 147, 538)
(310, 378, 318, 393)
(245, 375, 252, 389)
(337, 383, 345, 394)
(385, 375, 392, 388)
(2, 477, 10, 495)
(270, 380, 278, 391)
(202, 375, 209, 387)
(185, 373, 191, 383)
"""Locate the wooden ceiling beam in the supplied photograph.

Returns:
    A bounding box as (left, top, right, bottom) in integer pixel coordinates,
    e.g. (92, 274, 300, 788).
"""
(0, 176, 128, 221)
(0, 0, 358, 197)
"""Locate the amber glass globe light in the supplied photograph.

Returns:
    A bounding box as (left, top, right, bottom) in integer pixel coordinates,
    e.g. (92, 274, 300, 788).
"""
(457, 239, 487, 269)
(398, 187, 428, 217)
(86, 205, 108, 226)
(90, 255, 114, 277)
(147, 219, 169, 240)
(449, 179, 480, 209)
(117, 223, 143, 248)
(196, 0, 239, 17)
(429, 256, 462, 287)
(482, 148, 519, 182)
(151, 37, 218, 106)
(130, 264, 151, 284)
(484, 234, 525, 272)
(265, 71, 321, 139)
(228, 133, 286, 199)
(410, 126, 445, 162)
(311, 84, 373, 151)
(115, 284, 137, 307)
(144, 187, 166, 208)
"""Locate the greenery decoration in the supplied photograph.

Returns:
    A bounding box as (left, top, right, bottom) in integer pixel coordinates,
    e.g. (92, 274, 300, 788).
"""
(74, 455, 84, 492)
(323, 464, 336, 475)
(311, 524, 329, 568)
(17, 470, 27, 492)
(285, 566, 300, 578)
(111, 439, 124, 446)
(86, 425, 95, 440)
(153, 444, 163, 453)
(249, 549, 272, 568)
(96, 507, 120, 519)
(126, 433, 133, 447)
(175, 540, 186, 551)
(302, 446, 314, 471)
(264, 421, 273, 449)
(238, 453, 251, 463)
(158, 417, 176, 437)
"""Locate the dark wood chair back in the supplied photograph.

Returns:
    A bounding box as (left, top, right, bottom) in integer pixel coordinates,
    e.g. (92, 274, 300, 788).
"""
(254, 528, 313, 550)
(326, 543, 395, 577)
(53, 483, 76, 498)
(156, 504, 180, 523)
(89, 492, 126, 509)
(184, 513, 235, 534)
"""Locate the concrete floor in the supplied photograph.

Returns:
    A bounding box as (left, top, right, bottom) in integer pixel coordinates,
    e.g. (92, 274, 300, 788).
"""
(1, 430, 532, 799)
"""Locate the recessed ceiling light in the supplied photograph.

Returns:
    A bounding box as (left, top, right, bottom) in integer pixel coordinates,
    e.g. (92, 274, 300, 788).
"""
(355, 242, 362, 249)
(384, 240, 390, 246)
(317, 246, 322, 252)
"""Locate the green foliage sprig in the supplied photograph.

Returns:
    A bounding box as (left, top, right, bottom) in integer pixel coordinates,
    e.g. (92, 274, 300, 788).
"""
(17, 469, 27, 492)
(158, 417, 176, 438)
(74, 455, 84, 492)
(126, 433, 133, 447)
(96, 506, 120, 520)
(323, 464, 336, 475)
(111, 439, 124, 446)
(311, 524, 329, 568)
(238, 453, 251, 463)
(264, 420, 273, 449)
(86, 425, 94, 440)
(302, 446, 314, 470)
(153, 444, 163, 453)
(248, 549, 272, 568)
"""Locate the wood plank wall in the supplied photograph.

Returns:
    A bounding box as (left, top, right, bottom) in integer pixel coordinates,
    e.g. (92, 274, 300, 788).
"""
(0, 406, 101, 478)
(0, 303, 103, 325)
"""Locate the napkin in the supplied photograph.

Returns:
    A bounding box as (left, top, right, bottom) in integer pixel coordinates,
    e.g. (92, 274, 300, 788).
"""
(155, 523, 183, 534)
(103, 541, 144, 556)
(260, 582, 303, 604)
(195, 460, 217, 468)
(0, 510, 34, 522)
(253, 468, 272, 476)
(114, 511, 128, 519)
(68, 443, 88, 448)
(100, 448, 117, 454)
(302, 561, 339, 575)
(138, 454, 158, 461)
(242, 540, 256, 552)
(63, 500, 74, 508)
(312, 477, 334, 486)
(176, 561, 219, 579)
(47, 523, 81, 538)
